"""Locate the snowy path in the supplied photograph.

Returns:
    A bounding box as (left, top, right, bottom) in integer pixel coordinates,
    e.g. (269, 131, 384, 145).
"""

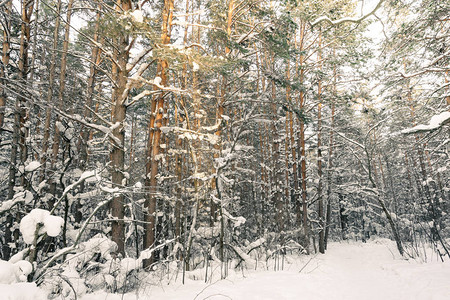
(82, 241, 450, 300)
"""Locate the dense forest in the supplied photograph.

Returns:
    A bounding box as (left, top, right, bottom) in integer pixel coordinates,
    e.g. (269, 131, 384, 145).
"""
(0, 0, 449, 298)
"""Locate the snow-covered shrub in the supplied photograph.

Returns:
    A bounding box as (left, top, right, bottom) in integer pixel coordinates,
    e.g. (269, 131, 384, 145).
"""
(40, 235, 118, 299)
(39, 234, 153, 299)
(19, 209, 64, 244)
(0, 259, 32, 284)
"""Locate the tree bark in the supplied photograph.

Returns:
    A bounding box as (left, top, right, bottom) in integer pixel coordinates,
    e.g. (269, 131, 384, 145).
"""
(271, 76, 284, 232)
(8, 0, 35, 198)
(317, 29, 325, 254)
(144, 0, 174, 266)
(298, 22, 309, 250)
(48, 0, 75, 197)
(79, 4, 102, 174)
(324, 70, 336, 249)
(110, 0, 132, 256)
(40, 0, 62, 188)
(0, 0, 12, 144)
(284, 63, 291, 227)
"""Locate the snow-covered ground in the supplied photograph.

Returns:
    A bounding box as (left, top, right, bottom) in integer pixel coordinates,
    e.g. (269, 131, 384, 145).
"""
(81, 240, 450, 300)
(2, 240, 449, 300)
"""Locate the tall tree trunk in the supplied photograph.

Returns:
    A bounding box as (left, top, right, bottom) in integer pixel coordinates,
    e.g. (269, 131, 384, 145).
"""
(1, 0, 13, 259)
(336, 176, 348, 239)
(317, 29, 325, 254)
(284, 63, 291, 227)
(40, 0, 62, 187)
(298, 22, 309, 250)
(110, 0, 132, 256)
(445, 70, 450, 106)
(211, 0, 235, 226)
(271, 76, 284, 233)
(79, 5, 102, 174)
(174, 0, 190, 249)
(144, 0, 174, 266)
(49, 0, 75, 197)
(0, 0, 12, 144)
(9, 0, 35, 198)
(288, 108, 299, 223)
(324, 82, 335, 249)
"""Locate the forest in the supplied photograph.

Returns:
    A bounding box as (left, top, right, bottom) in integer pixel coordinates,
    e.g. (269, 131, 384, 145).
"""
(0, 0, 449, 298)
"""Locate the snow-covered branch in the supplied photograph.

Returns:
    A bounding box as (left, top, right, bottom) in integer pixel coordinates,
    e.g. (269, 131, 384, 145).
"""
(49, 170, 99, 215)
(55, 110, 122, 147)
(326, 127, 364, 150)
(401, 111, 450, 135)
(311, 0, 384, 27)
(400, 50, 450, 78)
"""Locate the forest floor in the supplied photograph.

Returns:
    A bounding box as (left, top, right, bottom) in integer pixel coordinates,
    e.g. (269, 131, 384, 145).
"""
(80, 239, 450, 300)
(2, 239, 449, 299)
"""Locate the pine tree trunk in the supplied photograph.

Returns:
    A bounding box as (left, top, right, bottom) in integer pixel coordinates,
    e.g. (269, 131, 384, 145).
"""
(48, 0, 75, 197)
(284, 63, 291, 227)
(40, 0, 62, 188)
(9, 0, 35, 198)
(110, 0, 132, 256)
(271, 76, 284, 233)
(317, 29, 325, 254)
(144, 0, 174, 266)
(324, 88, 335, 249)
(298, 22, 309, 250)
(0, 0, 12, 145)
(79, 6, 102, 174)
(324, 47, 337, 248)
(0, 0, 13, 259)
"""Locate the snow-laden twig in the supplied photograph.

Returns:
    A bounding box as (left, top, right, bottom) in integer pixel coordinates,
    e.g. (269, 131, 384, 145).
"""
(0, 191, 33, 215)
(49, 170, 99, 215)
(311, 0, 384, 27)
(401, 111, 450, 134)
(127, 76, 189, 105)
(236, 21, 271, 44)
(400, 50, 450, 78)
(126, 47, 153, 72)
(54, 110, 122, 147)
(327, 128, 364, 150)
(137, 238, 175, 267)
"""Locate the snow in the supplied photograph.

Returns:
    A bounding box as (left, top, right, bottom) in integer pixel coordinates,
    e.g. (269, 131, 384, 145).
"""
(401, 111, 450, 134)
(154, 76, 162, 85)
(44, 215, 65, 237)
(193, 61, 200, 72)
(202, 122, 221, 132)
(0, 260, 32, 284)
(74, 236, 117, 264)
(19, 209, 64, 244)
(131, 10, 144, 23)
(76, 240, 450, 300)
(24, 161, 41, 172)
(0, 282, 47, 300)
(0, 191, 33, 214)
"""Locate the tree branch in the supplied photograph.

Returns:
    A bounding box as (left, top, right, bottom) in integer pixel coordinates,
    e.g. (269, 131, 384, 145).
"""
(310, 0, 384, 27)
